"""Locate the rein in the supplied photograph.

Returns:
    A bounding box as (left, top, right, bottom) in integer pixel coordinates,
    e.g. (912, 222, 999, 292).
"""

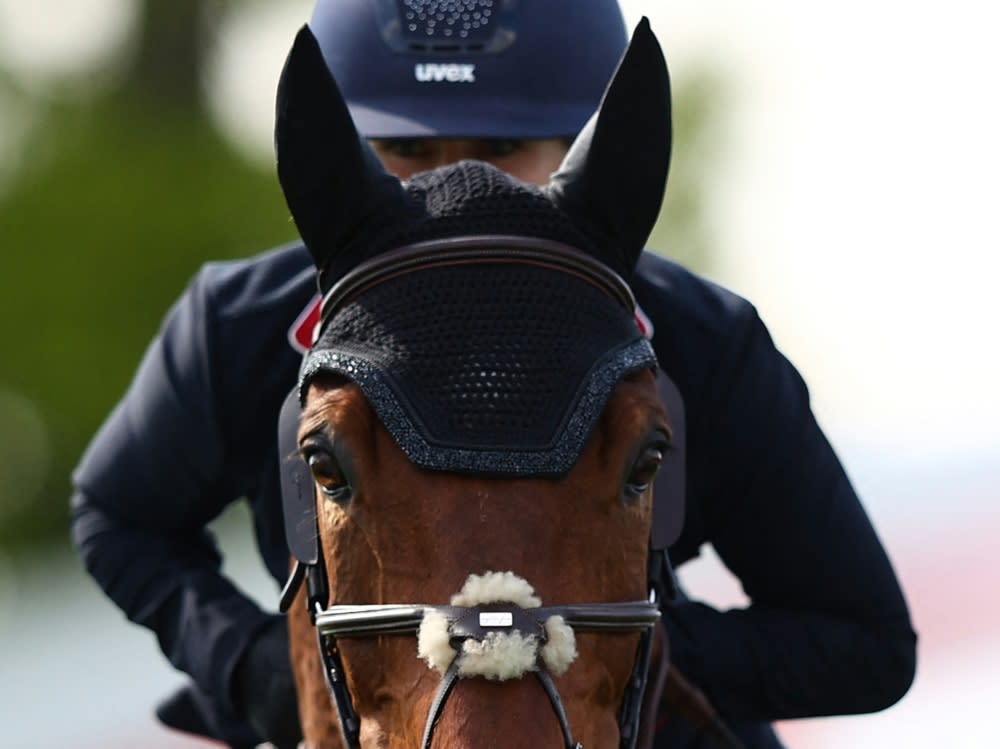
(312, 598, 661, 749)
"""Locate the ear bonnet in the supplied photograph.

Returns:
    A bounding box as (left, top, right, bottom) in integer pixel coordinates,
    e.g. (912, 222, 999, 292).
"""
(276, 19, 672, 569)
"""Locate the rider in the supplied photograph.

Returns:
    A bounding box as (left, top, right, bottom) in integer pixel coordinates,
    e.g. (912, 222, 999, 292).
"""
(70, 1, 916, 748)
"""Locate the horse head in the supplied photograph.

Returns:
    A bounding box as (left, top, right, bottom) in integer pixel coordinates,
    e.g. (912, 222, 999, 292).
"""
(275, 18, 673, 749)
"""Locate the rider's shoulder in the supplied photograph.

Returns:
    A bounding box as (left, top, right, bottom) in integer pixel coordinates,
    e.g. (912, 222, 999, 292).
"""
(192, 241, 315, 321)
(633, 250, 759, 341)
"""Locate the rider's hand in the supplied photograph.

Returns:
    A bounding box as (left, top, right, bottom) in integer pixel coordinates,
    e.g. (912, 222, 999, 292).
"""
(231, 615, 303, 749)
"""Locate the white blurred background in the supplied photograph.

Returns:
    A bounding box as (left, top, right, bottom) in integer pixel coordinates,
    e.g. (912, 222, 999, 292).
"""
(1, 1, 997, 746)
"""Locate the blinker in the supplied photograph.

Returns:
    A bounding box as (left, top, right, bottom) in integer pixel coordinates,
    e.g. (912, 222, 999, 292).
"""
(278, 388, 319, 567)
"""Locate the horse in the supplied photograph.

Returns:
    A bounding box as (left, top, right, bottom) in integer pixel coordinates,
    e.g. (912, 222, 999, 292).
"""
(272, 18, 737, 749)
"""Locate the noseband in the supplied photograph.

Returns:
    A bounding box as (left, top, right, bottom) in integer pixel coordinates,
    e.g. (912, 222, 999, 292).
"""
(313, 596, 661, 749)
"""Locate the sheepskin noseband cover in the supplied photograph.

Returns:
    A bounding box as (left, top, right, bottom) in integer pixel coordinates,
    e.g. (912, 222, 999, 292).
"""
(298, 257, 655, 478)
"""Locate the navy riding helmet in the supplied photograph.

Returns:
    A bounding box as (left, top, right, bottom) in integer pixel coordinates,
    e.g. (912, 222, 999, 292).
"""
(309, 0, 628, 139)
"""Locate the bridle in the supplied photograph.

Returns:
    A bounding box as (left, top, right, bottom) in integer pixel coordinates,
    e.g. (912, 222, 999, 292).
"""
(310, 596, 661, 749)
(279, 238, 685, 749)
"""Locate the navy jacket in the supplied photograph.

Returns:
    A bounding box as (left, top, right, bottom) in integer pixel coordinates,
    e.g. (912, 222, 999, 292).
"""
(71, 243, 915, 745)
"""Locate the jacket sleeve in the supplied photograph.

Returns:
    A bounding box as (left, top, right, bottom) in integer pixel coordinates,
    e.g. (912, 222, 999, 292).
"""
(663, 307, 917, 722)
(70, 268, 274, 709)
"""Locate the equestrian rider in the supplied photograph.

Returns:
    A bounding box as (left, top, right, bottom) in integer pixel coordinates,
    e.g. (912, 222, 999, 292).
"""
(70, 1, 916, 747)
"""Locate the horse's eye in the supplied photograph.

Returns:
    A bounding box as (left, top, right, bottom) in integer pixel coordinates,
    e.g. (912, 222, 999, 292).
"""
(306, 451, 350, 501)
(624, 445, 665, 500)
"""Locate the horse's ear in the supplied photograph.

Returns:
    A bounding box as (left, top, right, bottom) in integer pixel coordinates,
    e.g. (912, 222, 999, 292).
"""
(275, 25, 407, 272)
(545, 18, 671, 277)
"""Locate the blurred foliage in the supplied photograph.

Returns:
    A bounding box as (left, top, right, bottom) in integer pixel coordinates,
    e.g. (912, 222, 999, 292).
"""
(0, 98, 296, 551)
(0, 1, 296, 552)
(0, 1, 723, 554)
(650, 67, 726, 272)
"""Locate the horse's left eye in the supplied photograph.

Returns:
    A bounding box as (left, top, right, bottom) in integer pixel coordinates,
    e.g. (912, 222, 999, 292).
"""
(624, 445, 666, 500)
(306, 451, 351, 501)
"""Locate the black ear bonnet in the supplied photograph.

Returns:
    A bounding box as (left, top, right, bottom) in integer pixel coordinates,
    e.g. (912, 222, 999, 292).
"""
(276, 18, 672, 476)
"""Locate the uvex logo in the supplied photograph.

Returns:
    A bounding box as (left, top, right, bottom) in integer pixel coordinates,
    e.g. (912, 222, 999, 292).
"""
(414, 63, 476, 83)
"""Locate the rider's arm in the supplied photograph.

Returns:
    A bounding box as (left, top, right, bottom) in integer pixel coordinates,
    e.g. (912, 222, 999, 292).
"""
(664, 304, 916, 721)
(70, 264, 275, 709)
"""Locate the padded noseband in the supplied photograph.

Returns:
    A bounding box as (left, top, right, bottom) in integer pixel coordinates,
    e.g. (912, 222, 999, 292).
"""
(314, 598, 661, 749)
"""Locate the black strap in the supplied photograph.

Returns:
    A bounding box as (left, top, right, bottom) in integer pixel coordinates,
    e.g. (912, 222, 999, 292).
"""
(316, 599, 659, 749)
(647, 548, 678, 604)
(618, 623, 656, 749)
(317, 629, 361, 749)
(534, 669, 583, 749)
(419, 659, 582, 749)
(321, 235, 637, 325)
(314, 601, 660, 639)
(648, 370, 685, 602)
(651, 370, 685, 553)
(420, 658, 463, 749)
(279, 388, 320, 566)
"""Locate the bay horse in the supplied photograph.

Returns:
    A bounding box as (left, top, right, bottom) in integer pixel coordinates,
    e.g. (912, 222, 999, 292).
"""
(272, 18, 729, 749)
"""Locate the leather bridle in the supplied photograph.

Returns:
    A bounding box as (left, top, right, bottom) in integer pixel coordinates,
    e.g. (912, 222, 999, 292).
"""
(310, 595, 661, 749)
(279, 237, 684, 748)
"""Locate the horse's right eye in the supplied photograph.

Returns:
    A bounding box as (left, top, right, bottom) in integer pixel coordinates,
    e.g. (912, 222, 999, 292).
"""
(307, 451, 350, 501)
(623, 441, 667, 501)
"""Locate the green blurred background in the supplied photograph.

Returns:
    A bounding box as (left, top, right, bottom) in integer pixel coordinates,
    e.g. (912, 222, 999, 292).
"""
(1, 1, 292, 553)
(0, 0, 717, 557)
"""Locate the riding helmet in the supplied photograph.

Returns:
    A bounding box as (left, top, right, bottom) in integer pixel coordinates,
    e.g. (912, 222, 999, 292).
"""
(308, 0, 629, 139)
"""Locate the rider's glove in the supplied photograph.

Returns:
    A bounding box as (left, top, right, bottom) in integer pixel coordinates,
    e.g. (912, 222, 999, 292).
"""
(231, 615, 303, 749)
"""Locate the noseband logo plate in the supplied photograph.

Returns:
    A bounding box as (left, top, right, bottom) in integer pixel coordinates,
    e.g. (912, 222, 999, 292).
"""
(479, 611, 514, 627)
